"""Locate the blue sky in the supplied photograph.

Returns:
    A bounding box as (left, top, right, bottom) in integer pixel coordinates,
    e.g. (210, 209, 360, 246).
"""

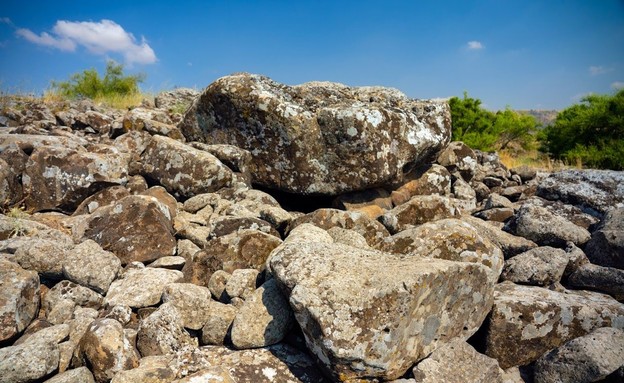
(1, 0, 623, 110)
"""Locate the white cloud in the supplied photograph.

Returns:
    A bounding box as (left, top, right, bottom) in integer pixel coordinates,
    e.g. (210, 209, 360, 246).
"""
(467, 41, 484, 50)
(612, 81, 624, 90)
(15, 19, 156, 65)
(589, 65, 612, 76)
(0, 17, 12, 25)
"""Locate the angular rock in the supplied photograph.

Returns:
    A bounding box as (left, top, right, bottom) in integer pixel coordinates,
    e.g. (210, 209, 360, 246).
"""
(230, 278, 294, 349)
(44, 367, 95, 383)
(0, 144, 29, 207)
(270, 242, 495, 381)
(584, 207, 624, 269)
(379, 195, 462, 234)
(208, 216, 280, 239)
(504, 204, 591, 247)
(523, 196, 600, 230)
(200, 302, 237, 345)
(62, 239, 121, 294)
(474, 207, 515, 222)
(23, 144, 129, 212)
(188, 142, 253, 183)
(162, 283, 214, 330)
(10, 238, 67, 278)
(534, 327, 624, 383)
(105, 266, 183, 308)
(208, 270, 230, 301)
(484, 193, 515, 210)
(155, 87, 199, 111)
(43, 280, 103, 322)
(224, 269, 260, 301)
(137, 303, 197, 357)
(82, 195, 176, 265)
(77, 318, 140, 383)
(500, 247, 569, 286)
(451, 177, 477, 211)
(327, 226, 370, 249)
(110, 357, 176, 383)
(333, 188, 393, 219)
(73, 185, 130, 216)
(536, 169, 624, 216)
(484, 282, 624, 368)
(179, 73, 451, 195)
(461, 216, 537, 258)
(567, 263, 624, 301)
(510, 165, 537, 183)
(0, 336, 60, 383)
(436, 141, 478, 181)
(390, 164, 451, 206)
(173, 368, 236, 383)
(412, 340, 503, 383)
(0, 258, 40, 342)
(140, 135, 233, 199)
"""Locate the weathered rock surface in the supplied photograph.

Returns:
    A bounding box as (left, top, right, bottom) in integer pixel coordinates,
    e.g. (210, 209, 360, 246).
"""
(436, 141, 478, 181)
(200, 302, 237, 346)
(270, 241, 494, 381)
(155, 87, 199, 111)
(105, 266, 183, 308)
(45, 367, 95, 383)
(484, 282, 624, 368)
(500, 247, 569, 286)
(534, 327, 624, 383)
(179, 73, 451, 195)
(161, 283, 214, 330)
(0, 258, 40, 342)
(0, 335, 60, 383)
(62, 239, 121, 294)
(390, 164, 451, 206)
(567, 263, 624, 301)
(333, 188, 393, 219)
(43, 280, 103, 323)
(412, 340, 503, 383)
(584, 207, 624, 269)
(137, 303, 197, 357)
(378, 195, 462, 234)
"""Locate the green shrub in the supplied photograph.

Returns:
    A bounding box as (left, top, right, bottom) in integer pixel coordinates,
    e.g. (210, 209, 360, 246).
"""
(541, 90, 624, 170)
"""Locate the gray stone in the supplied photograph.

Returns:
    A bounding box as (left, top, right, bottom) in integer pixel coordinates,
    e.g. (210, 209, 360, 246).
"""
(327, 227, 370, 249)
(484, 282, 624, 368)
(43, 280, 103, 323)
(200, 301, 237, 345)
(137, 303, 198, 357)
(568, 263, 624, 301)
(523, 196, 600, 230)
(208, 270, 230, 301)
(269, 241, 495, 381)
(511, 165, 537, 183)
(0, 336, 60, 383)
(162, 283, 215, 330)
(412, 340, 503, 383)
(10, 238, 67, 278)
(172, 368, 236, 383)
(179, 73, 451, 195)
(390, 164, 452, 206)
(437, 141, 478, 181)
(62, 239, 121, 294)
(155, 87, 199, 111)
(0, 258, 40, 342)
(105, 266, 183, 308)
(534, 327, 624, 383)
(224, 269, 260, 301)
(500, 247, 569, 286)
(230, 278, 294, 349)
(44, 367, 95, 383)
(148, 255, 186, 270)
(584, 207, 624, 269)
(474, 207, 515, 222)
(484, 193, 515, 210)
(379, 195, 462, 234)
(461, 215, 537, 258)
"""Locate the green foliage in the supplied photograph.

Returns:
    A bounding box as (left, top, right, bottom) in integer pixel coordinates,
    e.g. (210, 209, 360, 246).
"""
(449, 92, 539, 152)
(541, 90, 624, 170)
(51, 61, 144, 100)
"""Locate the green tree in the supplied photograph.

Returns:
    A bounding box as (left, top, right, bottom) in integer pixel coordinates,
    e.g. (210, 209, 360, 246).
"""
(541, 90, 624, 170)
(51, 61, 144, 99)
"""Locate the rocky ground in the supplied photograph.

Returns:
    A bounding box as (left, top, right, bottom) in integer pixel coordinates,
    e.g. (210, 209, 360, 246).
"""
(0, 73, 623, 383)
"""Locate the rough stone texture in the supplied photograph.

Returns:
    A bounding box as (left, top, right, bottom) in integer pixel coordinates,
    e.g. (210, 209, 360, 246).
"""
(534, 327, 624, 383)
(584, 207, 624, 269)
(161, 283, 214, 330)
(287, 208, 390, 248)
(82, 195, 176, 265)
(500, 247, 569, 286)
(381, 218, 504, 285)
(0, 144, 29, 207)
(523, 196, 600, 230)
(77, 318, 139, 383)
(327, 227, 371, 249)
(173, 368, 236, 383)
(568, 263, 624, 301)
(179, 73, 451, 195)
(451, 177, 477, 211)
(436, 141, 478, 182)
(504, 204, 591, 247)
(461, 216, 537, 259)
(484, 193, 515, 210)
(224, 269, 260, 301)
(230, 278, 294, 349)
(510, 165, 537, 183)
(44, 367, 96, 383)
(379, 195, 462, 234)
(484, 282, 624, 368)
(43, 280, 103, 322)
(209, 216, 280, 239)
(0, 335, 60, 383)
(412, 340, 503, 383)
(62, 239, 121, 294)
(110, 358, 176, 383)
(203, 229, 282, 273)
(269, 241, 495, 381)
(10, 238, 67, 279)
(208, 270, 230, 301)
(73, 185, 131, 216)
(137, 303, 198, 357)
(148, 256, 186, 270)
(333, 188, 393, 219)
(189, 142, 253, 184)
(536, 169, 624, 216)
(155, 87, 199, 111)
(140, 135, 233, 199)
(200, 302, 238, 345)
(0, 258, 40, 342)
(23, 144, 129, 213)
(474, 207, 515, 222)
(390, 164, 451, 206)
(105, 266, 183, 308)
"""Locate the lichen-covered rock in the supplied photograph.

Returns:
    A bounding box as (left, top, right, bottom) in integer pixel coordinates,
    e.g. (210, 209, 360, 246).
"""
(23, 144, 129, 212)
(105, 266, 183, 308)
(137, 303, 198, 357)
(172, 367, 236, 383)
(474, 207, 515, 222)
(161, 283, 215, 330)
(287, 208, 389, 248)
(230, 278, 294, 349)
(10, 238, 68, 279)
(200, 302, 237, 345)
(484, 282, 624, 368)
(534, 327, 624, 383)
(436, 141, 478, 182)
(379, 195, 462, 234)
(390, 164, 451, 206)
(0, 258, 40, 342)
(461, 216, 537, 258)
(155, 87, 199, 111)
(73, 185, 130, 216)
(500, 247, 569, 286)
(62, 239, 121, 294)
(208, 216, 280, 239)
(188, 142, 253, 184)
(412, 340, 503, 383)
(333, 188, 393, 219)
(584, 207, 624, 269)
(207, 230, 282, 273)
(140, 135, 233, 199)
(43, 280, 103, 324)
(504, 204, 591, 247)
(224, 269, 260, 301)
(536, 169, 624, 215)
(82, 195, 176, 265)
(110, 357, 176, 383)
(522, 196, 600, 230)
(45, 367, 95, 383)
(510, 165, 537, 183)
(0, 335, 60, 383)
(269, 241, 495, 381)
(179, 73, 451, 195)
(567, 263, 624, 301)
(327, 227, 371, 249)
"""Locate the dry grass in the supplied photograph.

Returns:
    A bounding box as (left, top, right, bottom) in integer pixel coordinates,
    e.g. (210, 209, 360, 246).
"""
(499, 150, 580, 171)
(42, 89, 153, 110)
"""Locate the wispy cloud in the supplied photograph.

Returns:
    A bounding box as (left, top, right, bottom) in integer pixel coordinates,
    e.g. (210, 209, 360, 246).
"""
(466, 41, 484, 50)
(0, 17, 13, 26)
(589, 65, 612, 76)
(612, 81, 624, 90)
(15, 19, 157, 65)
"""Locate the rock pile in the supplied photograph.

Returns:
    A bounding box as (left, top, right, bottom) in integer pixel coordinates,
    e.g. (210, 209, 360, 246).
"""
(1, 74, 623, 383)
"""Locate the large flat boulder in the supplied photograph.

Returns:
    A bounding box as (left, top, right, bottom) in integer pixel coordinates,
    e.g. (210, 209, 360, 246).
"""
(179, 73, 451, 195)
(269, 241, 494, 381)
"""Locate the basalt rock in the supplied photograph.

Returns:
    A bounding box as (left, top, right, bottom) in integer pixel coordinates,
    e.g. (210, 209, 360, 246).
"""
(179, 73, 451, 195)
(0, 258, 40, 342)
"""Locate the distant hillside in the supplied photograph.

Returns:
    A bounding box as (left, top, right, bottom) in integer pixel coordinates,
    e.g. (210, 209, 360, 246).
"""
(517, 109, 559, 127)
